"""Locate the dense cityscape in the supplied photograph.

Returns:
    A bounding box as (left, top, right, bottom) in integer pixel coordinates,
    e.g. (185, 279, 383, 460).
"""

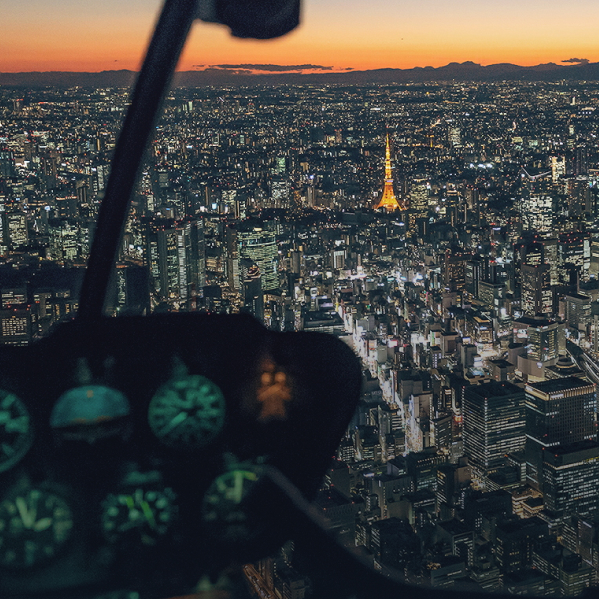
(2, 80, 599, 596)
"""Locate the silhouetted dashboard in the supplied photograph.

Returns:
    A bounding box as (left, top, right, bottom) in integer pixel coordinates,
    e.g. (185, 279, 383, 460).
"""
(0, 313, 361, 598)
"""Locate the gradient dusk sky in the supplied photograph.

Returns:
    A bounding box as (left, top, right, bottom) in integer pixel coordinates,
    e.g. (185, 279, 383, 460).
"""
(2, 0, 599, 73)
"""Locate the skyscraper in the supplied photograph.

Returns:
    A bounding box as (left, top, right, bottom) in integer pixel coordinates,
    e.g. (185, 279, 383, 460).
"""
(463, 381, 526, 483)
(238, 226, 279, 291)
(521, 263, 552, 316)
(525, 377, 597, 489)
(542, 441, 599, 523)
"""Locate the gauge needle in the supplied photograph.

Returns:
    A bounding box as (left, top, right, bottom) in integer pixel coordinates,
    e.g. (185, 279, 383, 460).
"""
(160, 412, 187, 436)
(141, 501, 157, 529)
(16, 496, 35, 529)
(232, 471, 244, 504)
(33, 517, 52, 531)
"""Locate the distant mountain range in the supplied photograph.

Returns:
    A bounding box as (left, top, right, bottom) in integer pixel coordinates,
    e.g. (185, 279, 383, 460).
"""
(3, 61, 599, 88)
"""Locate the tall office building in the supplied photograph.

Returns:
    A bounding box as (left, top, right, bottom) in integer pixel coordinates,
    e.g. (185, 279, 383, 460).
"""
(144, 219, 205, 303)
(225, 226, 240, 291)
(519, 175, 554, 233)
(520, 263, 552, 316)
(542, 441, 599, 523)
(525, 377, 597, 490)
(238, 226, 279, 291)
(183, 219, 206, 294)
(521, 194, 554, 233)
(410, 175, 429, 217)
(156, 227, 180, 301)
(527, 318, 562, 362)
(5, 212, 28, 248)
(495, 517, 549, 574)
(47, 220, 79, 262)
(463, 381, 525, 483)
(0, 307, 32, 346)
(564, 293, 591, 332)
(242, 262, 264, 322)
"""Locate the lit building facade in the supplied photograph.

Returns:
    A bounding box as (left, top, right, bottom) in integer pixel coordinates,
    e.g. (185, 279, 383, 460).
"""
(542, 442, 599, 523)
(463, 381, 525, 482)
(525, 377, 597, 490)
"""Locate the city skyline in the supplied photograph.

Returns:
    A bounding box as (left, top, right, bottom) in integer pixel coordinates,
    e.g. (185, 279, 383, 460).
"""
(3, 69, 599, 593)
(3, 0, 599, 73)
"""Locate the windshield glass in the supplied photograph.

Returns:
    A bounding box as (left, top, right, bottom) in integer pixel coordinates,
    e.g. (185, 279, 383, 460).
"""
(2, 1, 599, 597)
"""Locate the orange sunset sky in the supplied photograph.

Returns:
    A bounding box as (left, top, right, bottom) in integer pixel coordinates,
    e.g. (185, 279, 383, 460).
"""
(2, 0, 599, 73)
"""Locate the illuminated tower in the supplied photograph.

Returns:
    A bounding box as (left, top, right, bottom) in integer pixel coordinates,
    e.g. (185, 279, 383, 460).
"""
(375, 135, 403, 211)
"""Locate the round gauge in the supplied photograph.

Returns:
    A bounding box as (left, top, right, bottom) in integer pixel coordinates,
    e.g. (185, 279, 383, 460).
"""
(0, 488, 74, 569)
(50, 385, 131, 443)
(101, 486, 177, 546)
(147, 375, 225, 449)
(50, 385, 130, 428)
(202, 468, 260, 544)
(0, 390, 33, 474)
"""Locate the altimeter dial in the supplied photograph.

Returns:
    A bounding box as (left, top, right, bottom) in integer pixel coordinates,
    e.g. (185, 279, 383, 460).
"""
(148, 375, 225, 449)
(0, 488, 74, 569)
(0, 391, 33, 474)
(101, 487, 177, 546)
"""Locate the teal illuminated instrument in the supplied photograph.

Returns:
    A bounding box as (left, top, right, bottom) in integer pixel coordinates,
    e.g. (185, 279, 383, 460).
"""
(0, 488, 74, 568)
(50, 385, 130, 428)
(101, 486, 177, 546)
(202, 468, 261, 544)
(147, 375, 225, 448)
(0, 390, 33, 474)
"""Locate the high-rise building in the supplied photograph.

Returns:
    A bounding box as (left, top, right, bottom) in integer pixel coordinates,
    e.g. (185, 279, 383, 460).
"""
(410, 175, 428, 217)
(463, 381, 525, 482)
(525, 377, 597, 489)
(520, 263, 552, 316)
(542, 441, 599, 523)
(564, 293, 591, 332)
(242, 262, 263, 322)
(559, 231, 590, 277)
(527, 318, 562, 362)
(495, 517, 549, 574)
(519, 175, 554, 233)
(145, 220, 199, 303)
(5, 212, 28, 248)
(183, 219, 206, 294)
(551, 155, 566, 183)
(370, 517, 420, 570)
(47, 219, 79, 262)
(238, 226, 279, 291)
(0, 306, 32, 346)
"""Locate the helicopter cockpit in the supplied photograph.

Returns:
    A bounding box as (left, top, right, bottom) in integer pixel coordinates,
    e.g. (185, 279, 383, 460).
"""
(1, 2, 597, 599)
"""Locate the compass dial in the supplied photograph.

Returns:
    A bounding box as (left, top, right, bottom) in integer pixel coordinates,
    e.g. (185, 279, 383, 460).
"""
(0, 488, 74, 569)
(0, 390, 33, 474)
(147, 375, 225, 449)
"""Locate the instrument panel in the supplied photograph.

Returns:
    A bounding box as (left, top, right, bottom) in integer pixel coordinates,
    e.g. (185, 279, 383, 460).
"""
(0, 313, 361, 599)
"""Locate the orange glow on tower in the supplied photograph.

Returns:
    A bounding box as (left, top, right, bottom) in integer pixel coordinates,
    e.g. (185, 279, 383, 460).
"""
(375, 134, 403, 211)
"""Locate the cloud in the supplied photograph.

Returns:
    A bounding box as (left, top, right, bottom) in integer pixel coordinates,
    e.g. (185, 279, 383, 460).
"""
(562, 58, 589, 65)
(210, 64, 334, 71)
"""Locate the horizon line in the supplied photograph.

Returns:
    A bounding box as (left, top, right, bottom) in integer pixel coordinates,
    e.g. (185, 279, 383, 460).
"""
(0, 60, 596, 75)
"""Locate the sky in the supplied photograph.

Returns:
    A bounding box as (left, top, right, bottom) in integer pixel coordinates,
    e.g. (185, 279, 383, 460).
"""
(3, 0, 599, 73)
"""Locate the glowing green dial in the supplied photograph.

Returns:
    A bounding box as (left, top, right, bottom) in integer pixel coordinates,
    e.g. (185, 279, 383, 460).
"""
(0, 391, 33, 474)
(202, 468, 261, 545)
(0, 488, 73, 569)
(148, 375, 225, 448)
(101, 486, 177, 546)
